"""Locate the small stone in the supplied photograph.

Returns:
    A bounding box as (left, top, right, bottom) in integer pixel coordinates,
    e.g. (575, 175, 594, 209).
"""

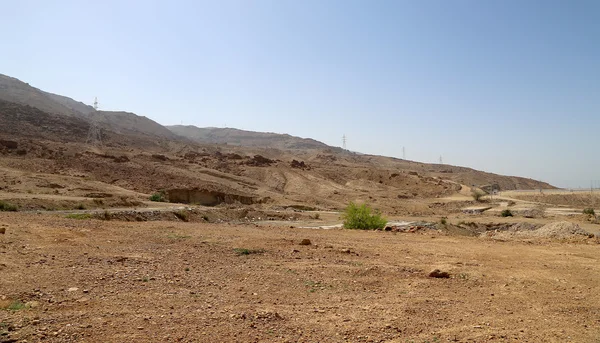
(83, 289, 89, 293)
(299, 239, 311, 246)
(67, 287, 79, 292)
(137, 327, 144, 330)
(0, 228, 5, 234)
(428, 269, 450, 278)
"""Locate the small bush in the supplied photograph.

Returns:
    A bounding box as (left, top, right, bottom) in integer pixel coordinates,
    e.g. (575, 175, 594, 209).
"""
(583, 208, 595, 216)
(501, 209, 513, 217)
(440, 217, 447, 225)
(75, 203, 86, 210)
(0, 201, 18, 212)
(149, 192, 166, 202)
(234, 248, 265, 256)
(471, 189, 485, 202)
(342, 202, 387, 230)
(311, 213, 321, 220)
(174, 210, 189, 222)
(102, 210, 111, 221)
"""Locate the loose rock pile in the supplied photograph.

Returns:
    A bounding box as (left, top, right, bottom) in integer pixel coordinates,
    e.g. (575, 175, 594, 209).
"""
(483, 221, 594, 241)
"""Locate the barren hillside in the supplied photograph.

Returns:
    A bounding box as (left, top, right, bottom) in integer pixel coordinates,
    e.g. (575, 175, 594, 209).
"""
(168, 126, 338, 151)
(0, 73, 556, 216)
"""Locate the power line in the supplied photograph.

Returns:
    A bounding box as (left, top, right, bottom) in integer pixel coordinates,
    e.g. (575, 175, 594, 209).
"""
(86, 97, 102, 146)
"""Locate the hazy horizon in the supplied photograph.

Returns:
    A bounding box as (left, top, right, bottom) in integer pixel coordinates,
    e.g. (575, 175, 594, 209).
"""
(2, 0, 599, 188)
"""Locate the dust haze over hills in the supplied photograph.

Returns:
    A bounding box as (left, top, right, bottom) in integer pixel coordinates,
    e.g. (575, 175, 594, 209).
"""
(0, 73, 555, 213)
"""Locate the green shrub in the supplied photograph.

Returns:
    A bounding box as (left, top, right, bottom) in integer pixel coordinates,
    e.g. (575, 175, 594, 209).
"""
(501, 209, 513, 217)
(75, 203, 86, 210)
(583, 208, 595, 216)
(0, 201, 18, 212)
(342, 202, 387, 230)
(440, 217, 447, 225)
(149, 192, 166, 202)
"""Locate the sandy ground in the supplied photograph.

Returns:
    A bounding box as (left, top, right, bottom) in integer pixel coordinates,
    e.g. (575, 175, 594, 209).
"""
(1, 213, 599, 343)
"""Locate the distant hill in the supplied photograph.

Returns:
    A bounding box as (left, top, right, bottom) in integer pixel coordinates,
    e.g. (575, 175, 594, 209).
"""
(44, 92, 95, 115)
(168, 125, 338, 151)
(0, 74, 81, 117)
(91, 111, 180, 140)
(0, 73, 557, 195)
(0, 73, 180, 141)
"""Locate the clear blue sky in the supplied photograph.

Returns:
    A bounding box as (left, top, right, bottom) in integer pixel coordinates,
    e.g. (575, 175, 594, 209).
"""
(2, 0, 599, 188)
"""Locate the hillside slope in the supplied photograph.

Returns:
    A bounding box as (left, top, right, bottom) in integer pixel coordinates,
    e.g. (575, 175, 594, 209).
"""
(0, 74, 182, 142)
(168, 125, 338, 151)
(0, 74, 81, 117)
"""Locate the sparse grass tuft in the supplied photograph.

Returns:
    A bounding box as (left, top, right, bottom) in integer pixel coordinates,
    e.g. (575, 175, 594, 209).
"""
(311, 213, 321, 220)
(234, 248, 265, 256)
(66, 213, 92, 220)
(75, 203, 86, 210)
(6, 300, 25, 311)
(342, 202, 387, 230)
(167, 233, 191, 240)
(0, 201, 18, 212)
(174, 210, 189, 222)
(501, 209, 513, 217)
(440, 217, 447, 225)
(102, 210, 111, 220)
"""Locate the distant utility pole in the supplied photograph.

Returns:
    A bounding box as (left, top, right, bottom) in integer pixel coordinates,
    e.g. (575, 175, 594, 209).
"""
(86, 97, 102, 146)
(342, 134, 347, 150)
(402, 147, 406, 160)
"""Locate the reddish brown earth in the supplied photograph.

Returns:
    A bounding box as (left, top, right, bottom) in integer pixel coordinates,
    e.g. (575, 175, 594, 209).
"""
(1, 213, 599, 343)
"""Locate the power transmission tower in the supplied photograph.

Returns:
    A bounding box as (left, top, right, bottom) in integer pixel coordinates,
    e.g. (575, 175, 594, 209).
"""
(342, 134, 347, 150)
(86, 97, 102, 146)
(439, 155, 443, 164)
(402, 147, 406, 159)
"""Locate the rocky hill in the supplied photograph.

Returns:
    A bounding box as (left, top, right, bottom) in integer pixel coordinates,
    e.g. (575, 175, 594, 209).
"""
(0, 74, 81, 117)
(0, 73, 181, 142)
(168, 126, 337, 151)
(0, 73, 556, 215)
